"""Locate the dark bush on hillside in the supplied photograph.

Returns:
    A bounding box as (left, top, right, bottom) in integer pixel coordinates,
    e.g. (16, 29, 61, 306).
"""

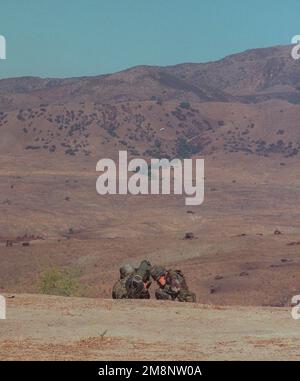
(179, 101, 190, 110)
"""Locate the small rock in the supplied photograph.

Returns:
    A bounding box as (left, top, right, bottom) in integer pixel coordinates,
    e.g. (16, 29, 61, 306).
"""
(184, 232, 195, 240)
(210, 286, 217, 294)
(239, 271, 249, 277)
(274, 230, 282, 235)
(215, 275, 223, 280)
(281, 258, 292, 263)
(6, 240, 13, 247)
(287, 241, 300, 246)
(270, 263, 281, 268)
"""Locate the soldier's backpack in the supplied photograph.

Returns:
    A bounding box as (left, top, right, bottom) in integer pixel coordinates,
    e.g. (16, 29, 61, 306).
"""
(173, 269, 188, 289)
(125, 274, 150, 299)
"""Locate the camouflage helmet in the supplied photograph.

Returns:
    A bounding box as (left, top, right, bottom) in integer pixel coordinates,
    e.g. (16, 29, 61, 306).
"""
(119, 264, 134, 279)
(135, 260, 152, 282)
(150, 265, 166, 281)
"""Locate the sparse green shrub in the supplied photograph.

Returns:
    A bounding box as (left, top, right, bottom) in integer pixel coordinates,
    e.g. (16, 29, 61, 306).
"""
(154, 139, 161, 148)
(176, 137, 198, 158)
(179, 101, 190, 110)
(39, 266, 82, 297)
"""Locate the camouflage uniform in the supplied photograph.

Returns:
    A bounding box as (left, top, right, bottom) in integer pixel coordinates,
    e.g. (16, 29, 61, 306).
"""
(151, 266, 196, 303)
(112, 278, 128, 299)
(112, 264, 134, 299)
(125, 260, 152, 299)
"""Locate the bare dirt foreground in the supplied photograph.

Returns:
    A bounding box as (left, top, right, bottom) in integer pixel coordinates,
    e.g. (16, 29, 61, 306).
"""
(0, 294, 299, 361)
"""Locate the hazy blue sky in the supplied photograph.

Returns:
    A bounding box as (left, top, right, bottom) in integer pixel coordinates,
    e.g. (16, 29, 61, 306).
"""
(0, 0, 299, 78)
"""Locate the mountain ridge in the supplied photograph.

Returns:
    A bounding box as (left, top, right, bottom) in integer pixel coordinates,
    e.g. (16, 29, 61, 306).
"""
(0, 44, 298, 109)
(0, 44, 300, 161)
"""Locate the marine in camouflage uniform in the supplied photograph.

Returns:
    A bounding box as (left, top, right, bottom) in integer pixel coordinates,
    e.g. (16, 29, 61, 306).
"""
(150, 265, 196, 302)
(125, 260, 152, 299)
(112, 264, 135, 299)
